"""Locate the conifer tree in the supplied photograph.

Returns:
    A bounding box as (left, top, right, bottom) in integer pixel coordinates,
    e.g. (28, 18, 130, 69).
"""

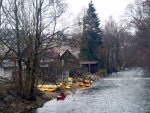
(80, 0, 102, 61)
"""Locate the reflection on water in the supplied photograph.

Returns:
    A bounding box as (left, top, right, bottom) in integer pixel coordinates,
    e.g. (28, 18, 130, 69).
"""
(35, 68, 150, 113)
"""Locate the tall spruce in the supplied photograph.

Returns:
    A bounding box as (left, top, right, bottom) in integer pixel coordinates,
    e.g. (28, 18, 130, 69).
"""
(80, 0, 102, 61)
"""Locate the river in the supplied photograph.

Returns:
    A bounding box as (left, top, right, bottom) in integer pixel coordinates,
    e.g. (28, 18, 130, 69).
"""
(35, 68, 150, 113)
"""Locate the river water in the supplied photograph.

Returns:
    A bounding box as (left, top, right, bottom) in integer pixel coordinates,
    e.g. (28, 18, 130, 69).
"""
(35, 68, 150, 113)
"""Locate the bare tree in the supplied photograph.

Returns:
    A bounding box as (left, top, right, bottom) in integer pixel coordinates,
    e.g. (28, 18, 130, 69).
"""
(125, 0, 150, 69)
(102, 16, 120, 73)
(102, 16, 134, 73)
(0, 0, 69, 101)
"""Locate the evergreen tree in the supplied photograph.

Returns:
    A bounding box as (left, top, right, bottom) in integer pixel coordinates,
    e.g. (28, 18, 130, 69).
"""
(80, 0, 102, 61)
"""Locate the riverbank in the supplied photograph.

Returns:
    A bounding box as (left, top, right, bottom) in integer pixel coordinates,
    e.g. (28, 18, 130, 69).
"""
(0, 75, 101, 113)
(0, 84, 78, 113)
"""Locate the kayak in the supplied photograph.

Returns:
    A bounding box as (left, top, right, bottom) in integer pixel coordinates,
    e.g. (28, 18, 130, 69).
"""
(68, 77, 73, 82)
(65, 86, 71, 89)
(79, 83, 90, 87)
(59, 82, 72, 89)
(57, 95, 66, 100)
(37, 85, 60, 89)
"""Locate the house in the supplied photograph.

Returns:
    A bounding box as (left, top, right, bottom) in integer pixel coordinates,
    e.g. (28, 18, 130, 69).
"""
(60, 49, 79, 80)
(79, 61, 99, 74)
(60, 49, 79, 69)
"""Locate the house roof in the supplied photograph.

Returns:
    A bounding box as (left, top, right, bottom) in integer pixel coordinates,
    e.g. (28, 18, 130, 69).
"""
(57, 46, 80, 58)
(79, 61, 98, 65)
(60, 49, 77, 59)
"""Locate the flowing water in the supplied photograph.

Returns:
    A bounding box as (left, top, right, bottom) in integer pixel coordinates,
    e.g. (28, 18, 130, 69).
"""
(35, 68, 150, 113)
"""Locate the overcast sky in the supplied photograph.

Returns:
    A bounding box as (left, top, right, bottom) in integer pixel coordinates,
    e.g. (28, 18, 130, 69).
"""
(66, 0, 135, 24)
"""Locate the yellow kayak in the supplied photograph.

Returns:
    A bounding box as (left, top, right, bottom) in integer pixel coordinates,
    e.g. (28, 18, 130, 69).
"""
(59, 82, 72, 88)
(37, 85, 60, 89)
(68, 77, 73, 82)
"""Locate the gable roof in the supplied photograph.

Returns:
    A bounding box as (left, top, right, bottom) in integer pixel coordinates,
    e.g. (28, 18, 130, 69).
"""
(60, 49, 77, 59)
(54, 45, 80, 58)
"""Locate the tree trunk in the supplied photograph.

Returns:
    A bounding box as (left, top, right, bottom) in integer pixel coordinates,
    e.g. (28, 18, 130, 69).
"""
(28, 0, 41, 101)
(14, 0, 22, 96)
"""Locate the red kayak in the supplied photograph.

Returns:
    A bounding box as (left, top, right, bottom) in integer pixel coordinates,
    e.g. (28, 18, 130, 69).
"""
(79, 83, 90, 87)
(57, 92, 66, 100)
(57, 95, 66, 100)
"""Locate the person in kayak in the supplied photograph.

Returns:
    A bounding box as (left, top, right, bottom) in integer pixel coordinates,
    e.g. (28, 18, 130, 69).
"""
(60, 91, 66, 98)
(57, 91, 66, 100)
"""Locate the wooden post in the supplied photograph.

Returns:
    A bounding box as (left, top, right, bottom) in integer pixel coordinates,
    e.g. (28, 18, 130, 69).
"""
(89, 64, 91, 73)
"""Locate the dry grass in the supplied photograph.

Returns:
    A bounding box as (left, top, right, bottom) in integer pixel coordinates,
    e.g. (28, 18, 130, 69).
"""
(81, 72, 101, 80)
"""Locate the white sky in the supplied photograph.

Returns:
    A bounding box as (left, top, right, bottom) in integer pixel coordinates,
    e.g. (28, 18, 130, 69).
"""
(66, 0, 135, 24)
